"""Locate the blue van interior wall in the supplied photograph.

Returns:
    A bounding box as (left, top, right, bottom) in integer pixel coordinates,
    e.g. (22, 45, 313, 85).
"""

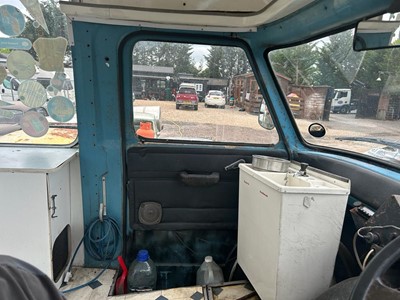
(70, 0, 397, 267)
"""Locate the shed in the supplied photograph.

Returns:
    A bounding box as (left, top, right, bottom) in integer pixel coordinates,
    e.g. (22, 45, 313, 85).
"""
(290, 85, 332, 120)
(232, 72, 291, 114)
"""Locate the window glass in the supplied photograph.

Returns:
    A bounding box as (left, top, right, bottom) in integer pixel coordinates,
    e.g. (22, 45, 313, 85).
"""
(269, 29, 400, 166)
(132, 41, 278, 144)
(0, 0, 76, 145)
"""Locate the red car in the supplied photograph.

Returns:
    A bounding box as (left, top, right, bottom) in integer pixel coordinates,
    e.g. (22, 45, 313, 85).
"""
(175, 84, 198, 110)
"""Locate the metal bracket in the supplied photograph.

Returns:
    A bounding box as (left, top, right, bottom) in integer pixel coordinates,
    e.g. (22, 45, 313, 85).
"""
(50, 195, 58, 218)
(99, 175, 107, 222)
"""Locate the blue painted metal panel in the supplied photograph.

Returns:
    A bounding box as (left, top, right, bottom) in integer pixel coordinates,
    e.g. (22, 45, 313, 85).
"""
(72, 22, 136, 266)
(69, 0, 397, 267)
(249, 0, 394, 47)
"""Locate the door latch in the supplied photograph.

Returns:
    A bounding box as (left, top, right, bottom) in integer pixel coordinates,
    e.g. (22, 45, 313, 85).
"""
(50, 195, 58, 218)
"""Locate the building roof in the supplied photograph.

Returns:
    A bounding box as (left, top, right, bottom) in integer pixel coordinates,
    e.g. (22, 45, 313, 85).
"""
(133, 65, 174, 74)
(178, 75, 208, 82)
(207, 78, 229, 86)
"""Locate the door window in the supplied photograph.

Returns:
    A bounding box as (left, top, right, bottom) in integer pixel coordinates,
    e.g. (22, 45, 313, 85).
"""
(132, 41, 278, 145)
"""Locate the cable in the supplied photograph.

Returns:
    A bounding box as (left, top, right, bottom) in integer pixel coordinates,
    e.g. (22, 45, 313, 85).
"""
(62, 216, 122, 294)
(362, 249, 375, 270)
(174, 232, 197, 255)
(224, 244, 237, 266)
(62, 262, 111, 294)
(228, 260, 238, 282)
(352, 231, 363, 270)
(357, 225, 400, 238)
(353, 225, 400, 271)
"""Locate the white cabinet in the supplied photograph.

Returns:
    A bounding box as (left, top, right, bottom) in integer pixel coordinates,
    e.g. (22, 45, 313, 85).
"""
(0, 148, 80, 288)
(238, 163, 350, 300)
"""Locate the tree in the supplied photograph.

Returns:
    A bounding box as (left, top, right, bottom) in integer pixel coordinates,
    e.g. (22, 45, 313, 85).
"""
(314, 30, 365, 88)
(269, 43, 318, 85)
(133, 42, 199, 75)
(200, 46, 251, 78)
(221, 47, 251, 78)
(0, 49, 11, 54)
(355, 48, 400, 90)
(17, 0, 69, 59)
(173, 44, 198, 74)
(201, 46, 224, 78)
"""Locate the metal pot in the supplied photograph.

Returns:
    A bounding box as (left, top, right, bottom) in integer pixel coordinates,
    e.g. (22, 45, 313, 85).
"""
(251, 155, 290, 172)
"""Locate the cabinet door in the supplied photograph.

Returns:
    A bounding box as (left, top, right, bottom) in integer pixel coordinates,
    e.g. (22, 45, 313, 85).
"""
(0, 172, 51, 276)
(48, 164, 71, 245)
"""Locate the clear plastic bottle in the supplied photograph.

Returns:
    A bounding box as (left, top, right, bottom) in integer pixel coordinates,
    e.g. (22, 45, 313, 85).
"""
(196, 256, 224, 285)
(127, 249, 157, 292)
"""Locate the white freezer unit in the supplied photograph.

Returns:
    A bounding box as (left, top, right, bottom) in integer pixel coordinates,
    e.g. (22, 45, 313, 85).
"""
(238, 163, 350, 300)
(0, 148, 83, 288)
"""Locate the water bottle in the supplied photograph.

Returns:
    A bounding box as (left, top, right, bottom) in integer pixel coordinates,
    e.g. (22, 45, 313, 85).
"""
(127, 249, 157, 292)
(196, 256, 224, 285)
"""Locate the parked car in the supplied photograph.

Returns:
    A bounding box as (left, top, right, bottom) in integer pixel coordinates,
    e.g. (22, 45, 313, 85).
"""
(0, 99, 48, 124)
(1, 75, 20, 101)
(176, 83, 198, 110)
(205, 90, 226, 108)
(1, 73, 74, 102)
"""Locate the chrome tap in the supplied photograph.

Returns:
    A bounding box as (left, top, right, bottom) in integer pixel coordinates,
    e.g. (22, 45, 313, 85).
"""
(295, 163, 309, 177)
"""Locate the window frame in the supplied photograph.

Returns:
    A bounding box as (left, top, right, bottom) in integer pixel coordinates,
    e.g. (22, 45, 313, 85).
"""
(123, 32, 283, 149)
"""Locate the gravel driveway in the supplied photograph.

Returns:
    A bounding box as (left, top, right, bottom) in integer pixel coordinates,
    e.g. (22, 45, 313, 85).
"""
(134, 99, 400, 154)
(134, 100, 279, 144)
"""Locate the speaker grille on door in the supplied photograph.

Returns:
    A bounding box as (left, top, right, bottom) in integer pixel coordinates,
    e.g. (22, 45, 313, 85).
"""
(138, 202, 162, 225)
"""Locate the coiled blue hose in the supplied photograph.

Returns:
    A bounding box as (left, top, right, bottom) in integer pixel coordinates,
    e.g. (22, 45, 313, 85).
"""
(85, 216, 121, 261)
(62, 216, 121, 294)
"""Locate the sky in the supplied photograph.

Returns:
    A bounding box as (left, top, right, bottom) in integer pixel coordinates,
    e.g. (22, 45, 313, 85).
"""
(191, 44, 210, 67)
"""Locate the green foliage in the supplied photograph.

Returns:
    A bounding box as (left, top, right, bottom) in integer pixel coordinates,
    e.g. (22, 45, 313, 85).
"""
(201, 46, 251, 78)
(270, 29, 400, 94)
(356, 48, 400, 90)
(202, 46, 224, 78)
(269, 43, 318, 85)
(17, 0, 69, 59)
(133, 42, 199, 75)
(0, 49, 12, 54)
(314, 30, 362, 87)
(392, 39, 400, 45)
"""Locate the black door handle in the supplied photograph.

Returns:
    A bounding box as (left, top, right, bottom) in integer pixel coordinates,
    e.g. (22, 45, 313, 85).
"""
(179, 171, 220, 187)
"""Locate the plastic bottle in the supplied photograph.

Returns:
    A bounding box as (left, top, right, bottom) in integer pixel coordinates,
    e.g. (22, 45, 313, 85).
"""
(127, 249, 157, 292)
(196, 256, 224, 285)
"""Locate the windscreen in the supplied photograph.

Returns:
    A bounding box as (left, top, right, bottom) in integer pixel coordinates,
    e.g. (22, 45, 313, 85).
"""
(269, 29, 400, 166)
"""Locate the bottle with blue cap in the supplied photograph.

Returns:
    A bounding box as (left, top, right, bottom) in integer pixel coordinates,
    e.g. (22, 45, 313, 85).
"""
(127, 249, 157, 292)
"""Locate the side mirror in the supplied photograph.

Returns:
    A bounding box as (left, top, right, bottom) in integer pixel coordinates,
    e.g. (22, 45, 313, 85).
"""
(308, 123, 326, 138)
(3, 78, 12, 90)
(12, 79, 19, 91)
(354, 12, 400, 51)
(258, 102, 275, 130)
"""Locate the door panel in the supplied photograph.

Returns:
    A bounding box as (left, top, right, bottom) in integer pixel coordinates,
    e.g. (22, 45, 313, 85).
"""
(126, 145, 287, 288)
(127, 145, 287, 230)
